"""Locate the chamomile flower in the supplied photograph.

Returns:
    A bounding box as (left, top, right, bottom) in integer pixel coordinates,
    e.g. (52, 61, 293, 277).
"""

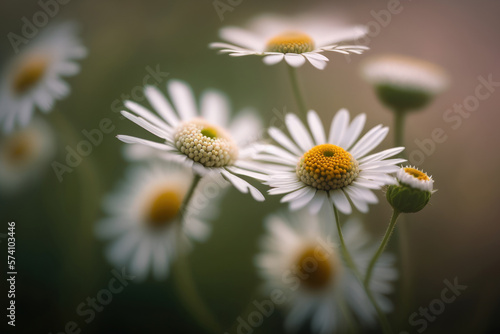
(0, 117, 55, 194)
(210, 13, 369, 70)
(361, 55, 448, 111)
(96, 161, 222, 281)
(0, 22, 87, 133)
(255, 109, 405, 214)
(117, 79, 267, 201)
(386, 166, 434, 213)
(255, 209, 397, 334)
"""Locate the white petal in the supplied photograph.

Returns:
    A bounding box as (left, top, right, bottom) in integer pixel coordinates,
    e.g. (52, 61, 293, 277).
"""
(268, 127, 302, 156)
(285, 113, 314, 152)
(200, 90, 230, 127)
(350, 126, 389, 159)
(329, 189, 352, 214)
(341, 113, 366, 150)
(220, 26, 263, 51)
(144, 85, 179, 126)
(284, 53, 306, 67)
(307, 110, 326, 145)
(328, 108, 350, 145)
(168, 80, 197, 120)
(263, 54, 284, 65)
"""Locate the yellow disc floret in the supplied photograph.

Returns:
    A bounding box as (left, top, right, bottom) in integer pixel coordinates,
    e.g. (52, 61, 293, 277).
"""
(295, 247, 337, 290)
(12, 57, 48, 94)
(4, 132, 36, 166)
(147, 189, 182, 228)
(266, 31, 315, 54)
(174, 118, 238, 167)
(296, 144, 359, 190)
(404, 167, 430, 181)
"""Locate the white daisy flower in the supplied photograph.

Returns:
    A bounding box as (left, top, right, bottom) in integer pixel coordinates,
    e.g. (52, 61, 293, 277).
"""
(0, 117, 56, 194)
(396, 166, 434, 192)
(255, 209, 397, 334)
(117, 79, 267, 201)
(210, 13, 369, 70)
(0, 22, 87, 133)
(361, 55, 448, 111)
(255, 109, 406, 214)
(96, 161, 222, 281)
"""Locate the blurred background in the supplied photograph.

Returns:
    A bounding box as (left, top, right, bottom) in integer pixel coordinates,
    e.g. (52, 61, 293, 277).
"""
(1, 0, 499, 333)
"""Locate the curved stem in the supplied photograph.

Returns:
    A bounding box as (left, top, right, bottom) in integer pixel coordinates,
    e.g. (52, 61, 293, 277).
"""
(287, 65, 308, 120)
(173, 175, 221, 334)
(333, 206, 393, 334)
(365, 210, 401, 286)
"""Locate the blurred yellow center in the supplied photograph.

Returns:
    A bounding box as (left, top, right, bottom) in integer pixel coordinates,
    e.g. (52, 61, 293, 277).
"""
(296, 247, 333, 290)
(201, 127, 218, 139)
(266, 32, 315, 54)
(5, 132, 34, 165)
(147, 190, 182, 228)
(296, 144, 359, 190)
(404, 167, 430, 181)
(12, 57, 48, 94)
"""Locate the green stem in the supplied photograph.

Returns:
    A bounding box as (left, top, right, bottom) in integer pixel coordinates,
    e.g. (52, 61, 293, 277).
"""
(394, 110, 406, 158)
(333, 206, 393, 334)
(173, 175, 221, 334)
(287, 65, 308, 120)
(365, 210, 401, 286)
(50, 110, 100, 320)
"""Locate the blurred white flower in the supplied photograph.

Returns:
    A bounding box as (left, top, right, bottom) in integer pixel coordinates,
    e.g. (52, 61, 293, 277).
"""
(255, 109, 405, 215)
(210, 13, 368, 70)
(96, 161, 224, 281)
(0, 22, 87, 133)
(117, 79, 268, 201)
(255, 209, 397, 334)
(0, 117, 56, 194)
(361, 55, 448, 111)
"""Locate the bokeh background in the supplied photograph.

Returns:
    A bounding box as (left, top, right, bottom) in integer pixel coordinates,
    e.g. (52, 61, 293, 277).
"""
(1, 0, 500, 333)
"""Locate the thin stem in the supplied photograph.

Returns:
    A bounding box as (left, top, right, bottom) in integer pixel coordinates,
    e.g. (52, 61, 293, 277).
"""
(365, 210, 401, 286)
(333, 206, 393, 334)
(173, 175, 221, 334)
(287, 65, 308, 120)
(50, 110, 100, 319)
(394, 110, 406, 156)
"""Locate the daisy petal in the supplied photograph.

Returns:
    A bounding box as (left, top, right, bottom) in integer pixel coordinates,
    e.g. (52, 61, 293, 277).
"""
(307, 110, 326, 145)
(285, 113, 314, 152)
(284, 54, 306, 67)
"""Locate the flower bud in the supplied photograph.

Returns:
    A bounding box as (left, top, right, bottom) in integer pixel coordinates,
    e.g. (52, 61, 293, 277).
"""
(386, 166, 434, 213)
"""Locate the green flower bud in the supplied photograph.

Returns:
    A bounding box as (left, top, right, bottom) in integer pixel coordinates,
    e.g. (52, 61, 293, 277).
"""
(361, 55, 448, 112)
(386, 166, 435, 213)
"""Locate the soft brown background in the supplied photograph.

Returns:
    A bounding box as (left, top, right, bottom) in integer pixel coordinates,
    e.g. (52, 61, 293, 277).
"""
(1, 0, 499, 333)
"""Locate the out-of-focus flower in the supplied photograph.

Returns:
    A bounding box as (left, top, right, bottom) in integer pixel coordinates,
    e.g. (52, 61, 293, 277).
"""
(117, 79, 268, 201)
(96, 161, 223, 281)
(386, 166, 435, 213)
(210, 14, 368, 70)
(255, 209, 397, 334)
(361, 55, 448, 111)
(0, 22, 87, 133)
(0, 117, 56, 194)
(255, 109, 405, 214)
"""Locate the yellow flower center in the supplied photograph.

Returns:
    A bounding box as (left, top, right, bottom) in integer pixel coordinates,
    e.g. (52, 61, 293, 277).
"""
(4, 132, 35, 166)
(146, 190, 182, 228)
(266, 31, 315, 54)
(296, 144, 359, 190)
(295, 247, 335, 290)
(174, 118, 238, 167)
(12, 57, 48, 94)
(404, 167, 430, 181)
